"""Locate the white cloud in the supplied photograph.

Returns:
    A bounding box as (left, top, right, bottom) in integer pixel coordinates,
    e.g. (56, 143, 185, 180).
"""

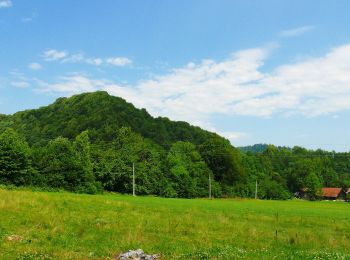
(106, 57, 132, 66)
(43, 49, 68, 61)
(217, 131, 248, 142)
(36, 75, 115, 95)
(28, 62, 42, 70)
(11, 81, 30, 88)
(62, 53, 84, 63)
(86, 58, 103, 66)
(36, 43, 350, 129)
(280, 25, 314, 37)
(9, 71, 31, 88)
(249, 44, 350, 117)
(0, 0, 12, 8)
(105, 46, 273, 124)
(42, 49, 131, 67)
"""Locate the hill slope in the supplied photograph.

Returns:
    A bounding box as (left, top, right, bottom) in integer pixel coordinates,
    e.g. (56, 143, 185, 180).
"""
(0, 91, 223, 147)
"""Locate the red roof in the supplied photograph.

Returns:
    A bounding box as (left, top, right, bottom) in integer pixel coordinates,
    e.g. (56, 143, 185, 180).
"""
(322, 188, 343, 198)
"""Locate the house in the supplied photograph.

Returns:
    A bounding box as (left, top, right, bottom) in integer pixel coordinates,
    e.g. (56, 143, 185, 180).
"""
(321, 188, 346, 200)
(294, 188, 309, 199)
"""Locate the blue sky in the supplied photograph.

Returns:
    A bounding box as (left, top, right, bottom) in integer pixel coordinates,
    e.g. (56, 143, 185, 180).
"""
(1, 0, 350, 151)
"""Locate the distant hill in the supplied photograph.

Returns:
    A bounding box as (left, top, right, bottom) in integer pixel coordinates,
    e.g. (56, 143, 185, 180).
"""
(0, 91, 225, 147)
(239, 144, 291, 153)
(239, 144, 270, 153)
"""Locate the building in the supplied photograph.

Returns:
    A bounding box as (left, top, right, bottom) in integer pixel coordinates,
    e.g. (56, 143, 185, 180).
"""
(294, 188, 309, 199)
(321, 188, 346, 200)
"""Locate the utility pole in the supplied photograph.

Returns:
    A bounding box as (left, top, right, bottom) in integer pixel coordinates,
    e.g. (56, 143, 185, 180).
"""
(255, 179, 258, 199)
(209, 174, 212, 199)
(132, 162, 135, 197)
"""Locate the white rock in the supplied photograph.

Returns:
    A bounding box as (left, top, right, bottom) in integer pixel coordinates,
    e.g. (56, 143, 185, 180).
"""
(118, 249, 160, 260)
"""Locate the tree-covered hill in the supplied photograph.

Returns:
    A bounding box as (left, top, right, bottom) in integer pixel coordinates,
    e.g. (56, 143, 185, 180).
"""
(0, 91, 349, 200)
(239, 144, 270, 153)
(0, 91, 245, 198)
(239, 144, 291, 153)
(0, 91, 220, 147)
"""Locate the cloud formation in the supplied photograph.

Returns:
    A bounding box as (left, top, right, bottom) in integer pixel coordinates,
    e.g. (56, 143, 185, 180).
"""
(11, 81, 30, 88)
(9, 71, 31, 88)
(280, 25, 314, 37)
(106, 57, 132, 66)
(41, 49, 132, 67)
(28, 62, 42, 70)
(36, 44, 350, 130)
(0, 0, 12, 8)
(43, 49, 68, 61)
(36, 75, 107, 94)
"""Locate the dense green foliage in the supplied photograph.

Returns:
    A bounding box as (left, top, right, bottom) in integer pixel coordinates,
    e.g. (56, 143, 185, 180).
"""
(0, 91, 349, 199)
(33, 132, 99, 194)
(166, 141, 219, 198)
(0, 129, 35, 186)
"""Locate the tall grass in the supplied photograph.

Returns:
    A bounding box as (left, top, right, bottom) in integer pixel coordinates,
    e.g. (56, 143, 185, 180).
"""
(1, 188, 350, 259)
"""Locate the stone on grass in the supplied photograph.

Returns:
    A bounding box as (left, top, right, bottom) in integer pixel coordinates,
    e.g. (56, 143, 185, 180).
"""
(117, 249, 160, 260)
(6, 235, 23, 241)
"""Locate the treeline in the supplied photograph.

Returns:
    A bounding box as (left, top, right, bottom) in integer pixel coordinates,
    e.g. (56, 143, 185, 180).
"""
(242, 146, 350, 200)
(0, 91, 349, 199)
(0, 127, 225, 197)
(1, 127, 350, 199)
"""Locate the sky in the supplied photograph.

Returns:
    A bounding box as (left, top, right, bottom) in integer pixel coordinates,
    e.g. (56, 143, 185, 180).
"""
(1, 0, 350, 151)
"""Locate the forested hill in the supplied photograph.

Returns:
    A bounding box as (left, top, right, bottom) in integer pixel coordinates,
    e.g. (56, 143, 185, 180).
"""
(0, 91, 244, 198)
(239, 144, 291, 153)
(239, 144, 269, 153)
(0, 91, 221, 147)
(1, 91, 350, 200)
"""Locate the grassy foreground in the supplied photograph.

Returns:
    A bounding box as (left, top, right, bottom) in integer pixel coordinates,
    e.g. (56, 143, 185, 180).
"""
(1, 189, 350, 259)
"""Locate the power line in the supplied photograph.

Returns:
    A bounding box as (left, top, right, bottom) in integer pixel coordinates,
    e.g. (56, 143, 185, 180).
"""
(91, 146, 350, 158)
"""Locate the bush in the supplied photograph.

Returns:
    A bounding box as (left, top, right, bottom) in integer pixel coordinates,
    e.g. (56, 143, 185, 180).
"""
(346, 193, 350, 201)
(259, 178, 291, 200)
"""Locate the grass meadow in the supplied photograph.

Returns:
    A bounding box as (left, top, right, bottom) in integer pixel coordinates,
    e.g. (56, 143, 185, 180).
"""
(1, 188, 350, 259)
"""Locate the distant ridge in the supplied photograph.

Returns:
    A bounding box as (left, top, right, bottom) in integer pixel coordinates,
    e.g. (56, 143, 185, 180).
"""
(239, 144, 291, 153)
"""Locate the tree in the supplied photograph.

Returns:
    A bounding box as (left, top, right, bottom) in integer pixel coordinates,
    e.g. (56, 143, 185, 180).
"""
(257, 176, 291, 200)
(37, 135, 99, 193)
(0, 129, 34, 186)
(73, 131, 100, 193)
(199, 138, 246, 188)
(94, 127, 165, 195)
(166, 141, 219, 198)
(304, 172, 322, 200)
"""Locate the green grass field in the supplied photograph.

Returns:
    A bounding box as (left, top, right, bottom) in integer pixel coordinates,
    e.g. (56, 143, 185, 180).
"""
(1, 188, 350, 259)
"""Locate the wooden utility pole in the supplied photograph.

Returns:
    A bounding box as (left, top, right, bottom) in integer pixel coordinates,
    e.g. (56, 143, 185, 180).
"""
(255, 179, 258, 199)
(132, 162, 135, 196)
(209, 174, 212, 199)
